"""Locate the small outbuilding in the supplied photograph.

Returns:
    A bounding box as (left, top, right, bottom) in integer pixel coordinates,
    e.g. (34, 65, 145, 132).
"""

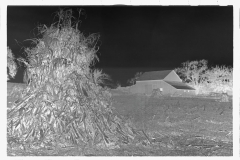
(130, 70, 195, 95)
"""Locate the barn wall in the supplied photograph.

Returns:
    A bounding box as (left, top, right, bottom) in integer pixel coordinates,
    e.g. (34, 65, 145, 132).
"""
(174, 89, 196, 96)
(130, 80, 196, 96)
(164, 71, 182, 82)
(130, 81, 153, 94)
(130, 82, 144, 93)
(130, 80, 178, 95)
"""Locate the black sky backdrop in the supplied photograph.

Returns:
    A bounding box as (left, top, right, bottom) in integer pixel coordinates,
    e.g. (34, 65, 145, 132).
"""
(7, 6, 233, 86)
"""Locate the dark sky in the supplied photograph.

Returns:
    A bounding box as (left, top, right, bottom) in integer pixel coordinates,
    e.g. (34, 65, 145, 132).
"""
(7, 6, 233, 86)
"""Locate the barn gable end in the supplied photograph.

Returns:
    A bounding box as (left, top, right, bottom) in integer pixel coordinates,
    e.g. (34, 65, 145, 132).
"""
(163, 70, 182, 82)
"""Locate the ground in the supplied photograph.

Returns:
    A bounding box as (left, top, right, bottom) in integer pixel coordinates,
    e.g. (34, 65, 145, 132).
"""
(7, 83, 232, 156)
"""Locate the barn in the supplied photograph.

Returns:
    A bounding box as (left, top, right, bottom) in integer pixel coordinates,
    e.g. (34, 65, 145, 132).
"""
(130, 70, 195, 95)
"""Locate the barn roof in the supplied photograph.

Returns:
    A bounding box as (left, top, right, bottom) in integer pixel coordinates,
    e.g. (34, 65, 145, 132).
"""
(164, 81, 195, 90)
(137, 70, 173, 81)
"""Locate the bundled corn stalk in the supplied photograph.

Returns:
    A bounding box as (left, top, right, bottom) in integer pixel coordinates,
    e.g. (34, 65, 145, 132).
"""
(7, 47, 17, 80)
(7, 9, 135, 150)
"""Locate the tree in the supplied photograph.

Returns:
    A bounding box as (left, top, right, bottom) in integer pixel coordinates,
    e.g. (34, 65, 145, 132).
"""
(7, 47, 17, 80)
(7, 9, 135, 150)
(127, 72, 143, 86)
(115, 81, 121, 88)
(206, 66, 232, 94)
(175, 59, 209, 94)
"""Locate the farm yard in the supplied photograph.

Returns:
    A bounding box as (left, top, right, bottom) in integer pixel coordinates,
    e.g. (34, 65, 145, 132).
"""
(7, 83, 232, 156)
(7, 6, 233, 157)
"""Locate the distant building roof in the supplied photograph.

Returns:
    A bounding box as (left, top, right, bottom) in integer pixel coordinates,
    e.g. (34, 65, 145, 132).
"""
(137, 70, 173, 81)
(164, 81, 195, 90)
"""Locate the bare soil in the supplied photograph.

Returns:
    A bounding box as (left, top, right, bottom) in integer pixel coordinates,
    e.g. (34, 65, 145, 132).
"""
(7, 83, 232, 156)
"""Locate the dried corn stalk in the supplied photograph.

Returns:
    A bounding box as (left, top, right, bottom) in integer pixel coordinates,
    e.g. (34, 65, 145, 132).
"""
(7, 9, 135, 149)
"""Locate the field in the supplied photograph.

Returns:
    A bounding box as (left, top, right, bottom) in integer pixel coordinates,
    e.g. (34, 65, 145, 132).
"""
(7, 83, 232, 156)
